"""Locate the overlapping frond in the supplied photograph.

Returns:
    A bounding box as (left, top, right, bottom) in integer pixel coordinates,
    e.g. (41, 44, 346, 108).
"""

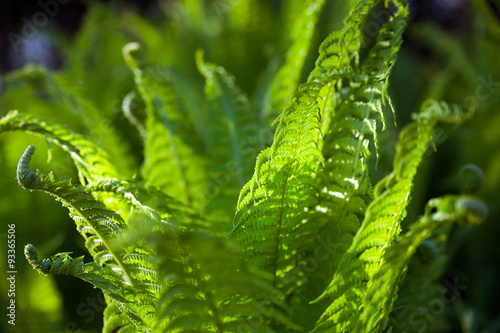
(314, 100, 471, 332)
(388, 238, 446, 330)
(229, 76, 324, 284)
(355, 195, 487, 333)
(25, 243, 156, 331)
(4, 64, 137, 175)
(314, 0, 409, 276)
(87, 178, 205, 232)
(230, 0, 408, 298)
(123, 43, 207, 207)
(103, 302, 136, 333)
(154, 231, 295, 332)
(16, 145, 159, 331)
(0, 111, 119, 184)
(2, 2, 489, 333)
(262, 0, 326, 120)
(196, 51, 261, 226)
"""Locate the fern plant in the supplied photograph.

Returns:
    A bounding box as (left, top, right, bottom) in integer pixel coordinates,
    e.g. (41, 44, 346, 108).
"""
(0, 0, 489, 332)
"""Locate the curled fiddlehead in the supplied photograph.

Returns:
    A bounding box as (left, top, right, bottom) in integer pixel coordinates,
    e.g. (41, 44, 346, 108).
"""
(24, 244, 80, 276)
(459, 163, 484, 194)
(17, 145, 39, 190)
(415, 240, 439, 267)
(455, 196, 489, 225)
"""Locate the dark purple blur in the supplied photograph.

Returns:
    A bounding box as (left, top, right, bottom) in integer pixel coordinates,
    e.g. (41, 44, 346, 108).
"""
(0, 0, 157, 74)
(0, 0, 497, 75)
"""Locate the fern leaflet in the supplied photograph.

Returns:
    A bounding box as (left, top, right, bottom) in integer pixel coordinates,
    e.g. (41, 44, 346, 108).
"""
(355, 195, 487, 333)
(123, 42, 207, 207)
(314, 100, 471, 332)
(154, 231, 297, 332)
(196, 51, 261, 227)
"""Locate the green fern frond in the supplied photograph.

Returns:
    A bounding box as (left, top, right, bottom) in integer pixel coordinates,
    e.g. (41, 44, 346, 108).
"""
(87, 178, 205, 232)
(315, 0, 409, 277)
(389, 236, 449, 332)
(389, 228, 460, 332)
(24, 244, 137, 302)
(17, 145, 129, 283)
(313, 100, 470, 333)
(196, 51, 261, 225)
(122, 90, 148, 140)
(154, 231, 296, 332)
(229, 89, 323, 283)
(0, 111, 120, 184)
(262, 0, 326, 120)
(103, 302, 137, 333)
(123, 43, 207, 207)
(1, 1, 491, 332)
(309, 0, 372, 80)
(4, 64, 137, 176)
(24, 243, 156, 331)
(17, 145, 160, 331)
(88, 179, 180, 223)
(355, 195, 487, 333)
(229, 0, 409, 293)
(281, 0, 313, 48)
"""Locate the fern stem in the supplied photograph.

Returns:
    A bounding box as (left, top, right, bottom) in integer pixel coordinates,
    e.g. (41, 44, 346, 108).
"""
(200, 280, 224, 333)
(272, 162, 292, 287)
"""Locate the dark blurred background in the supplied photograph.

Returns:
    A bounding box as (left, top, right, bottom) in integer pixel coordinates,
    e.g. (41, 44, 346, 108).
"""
(0, 0, 159, 75)
(0, 0, 481, 75)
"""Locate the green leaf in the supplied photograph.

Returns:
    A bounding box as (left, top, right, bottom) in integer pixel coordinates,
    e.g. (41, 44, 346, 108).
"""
(196, 51, 262, 227)
(123, 43, 207, 208)
(354, 195, 487, 333)
(262, 0, 326, 120)
(17, 145, 159, 331)
(154, 231, 297, 332)
(313, 100, 471, 333)
(0, 111, 120, 184)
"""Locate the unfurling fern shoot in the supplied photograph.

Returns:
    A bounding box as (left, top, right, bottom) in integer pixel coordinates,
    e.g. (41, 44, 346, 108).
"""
(17, 145, 38, 190)
(459, 164, 484, 194)
(455, 196, 489, 225)
(25, 244, 82, 276)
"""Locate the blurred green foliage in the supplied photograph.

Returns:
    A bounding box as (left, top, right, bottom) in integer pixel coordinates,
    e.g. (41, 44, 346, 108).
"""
(0, 0, 499, 332)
